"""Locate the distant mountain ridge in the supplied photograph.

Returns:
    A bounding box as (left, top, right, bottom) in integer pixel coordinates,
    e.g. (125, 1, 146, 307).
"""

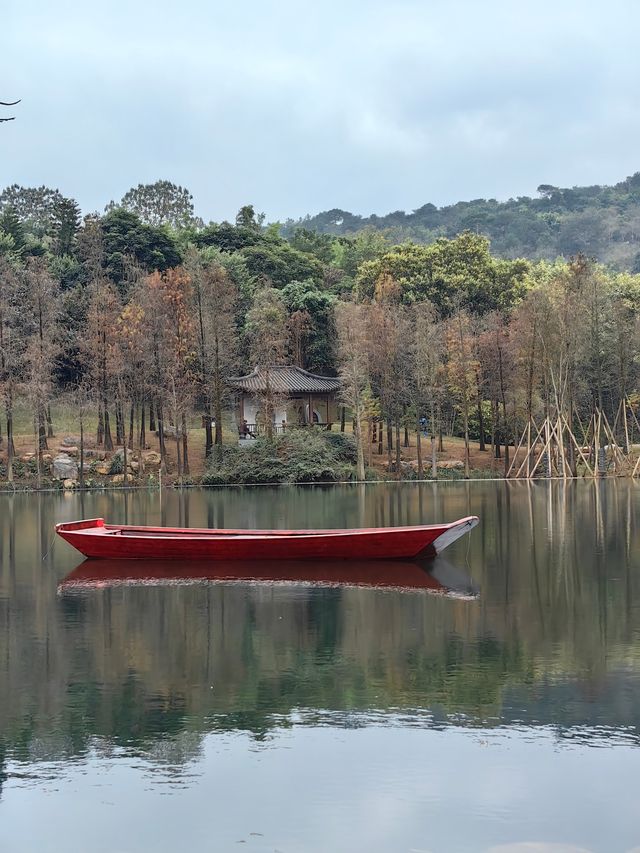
(282, 172, 640, 271)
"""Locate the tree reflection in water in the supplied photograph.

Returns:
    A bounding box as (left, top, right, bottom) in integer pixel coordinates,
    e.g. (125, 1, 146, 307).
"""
(0, 480, 639, 787)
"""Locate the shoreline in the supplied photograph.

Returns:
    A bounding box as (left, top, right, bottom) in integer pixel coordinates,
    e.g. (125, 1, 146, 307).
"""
(1, 474, 636, 495)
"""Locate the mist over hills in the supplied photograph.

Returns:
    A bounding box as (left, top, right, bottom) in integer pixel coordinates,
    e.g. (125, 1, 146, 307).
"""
(282, 172, 640, 271)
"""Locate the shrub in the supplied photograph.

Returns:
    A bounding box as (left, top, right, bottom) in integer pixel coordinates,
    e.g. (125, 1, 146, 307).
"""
(321, 431, 357, 463)
(108, 454, 124, 475)
(201, 429, 356, 486)
(200, 469, 230, 487)
(11, 459, 37, 478)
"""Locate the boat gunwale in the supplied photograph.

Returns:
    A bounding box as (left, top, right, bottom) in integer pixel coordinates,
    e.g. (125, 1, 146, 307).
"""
(56, 517, 479, 541)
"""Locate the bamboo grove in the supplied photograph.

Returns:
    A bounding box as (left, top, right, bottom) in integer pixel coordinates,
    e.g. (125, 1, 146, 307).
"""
(0, 182, 639, 484)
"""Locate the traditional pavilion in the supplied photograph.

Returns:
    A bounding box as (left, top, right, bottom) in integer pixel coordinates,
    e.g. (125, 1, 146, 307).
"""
(227, 366, 342, 435)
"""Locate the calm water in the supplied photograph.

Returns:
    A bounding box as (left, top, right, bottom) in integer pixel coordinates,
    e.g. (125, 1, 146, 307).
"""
(1, 481, 639, 853)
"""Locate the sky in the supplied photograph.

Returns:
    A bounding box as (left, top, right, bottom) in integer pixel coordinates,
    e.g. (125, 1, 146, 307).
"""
(3, 0, 640, 223)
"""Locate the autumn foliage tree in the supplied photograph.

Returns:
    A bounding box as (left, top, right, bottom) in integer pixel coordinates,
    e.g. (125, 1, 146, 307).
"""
(139, 268, 196, 477)
(187, 249, 238, 457)
(0, 258, 24, 480)
(445, 307, 478, 478)
(335, 302, 369, 480)
(22, 259, 59, 452)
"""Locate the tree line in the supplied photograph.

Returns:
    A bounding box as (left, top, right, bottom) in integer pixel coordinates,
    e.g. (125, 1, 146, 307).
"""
(283, 171, 640, 272)
(0, 180, 639, 483)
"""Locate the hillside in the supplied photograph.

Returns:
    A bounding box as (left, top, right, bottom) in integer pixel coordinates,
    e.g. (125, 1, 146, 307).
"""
(282, 172, 640, 271)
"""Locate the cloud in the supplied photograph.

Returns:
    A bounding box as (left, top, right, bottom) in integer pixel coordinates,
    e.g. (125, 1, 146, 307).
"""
(3, 0, 640, 222)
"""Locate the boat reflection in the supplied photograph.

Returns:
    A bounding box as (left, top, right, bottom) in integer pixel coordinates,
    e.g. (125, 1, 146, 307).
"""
(58, 556, 479, 599)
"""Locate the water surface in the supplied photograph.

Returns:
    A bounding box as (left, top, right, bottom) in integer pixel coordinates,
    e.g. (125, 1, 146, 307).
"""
(1, 481, 639, 852)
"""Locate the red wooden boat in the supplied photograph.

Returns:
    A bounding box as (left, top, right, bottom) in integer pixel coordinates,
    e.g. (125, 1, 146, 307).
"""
(55, 516, 478, 561)
(57, 557, 479, 599)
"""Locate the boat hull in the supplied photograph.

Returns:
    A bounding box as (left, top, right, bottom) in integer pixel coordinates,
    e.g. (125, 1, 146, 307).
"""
(55, 516, 479, 561)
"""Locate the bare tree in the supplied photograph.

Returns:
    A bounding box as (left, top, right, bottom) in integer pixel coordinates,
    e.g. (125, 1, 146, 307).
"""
(246, 288, 289, 441)
(187, 249, 238, 458)
(0, 259, 25, 481)
(83, 279, 121, 450)
(336, 302, 370, 481)
(22, 259, 59, 452)
(445, 306, 478, 478)
(413, 301, 444, 478)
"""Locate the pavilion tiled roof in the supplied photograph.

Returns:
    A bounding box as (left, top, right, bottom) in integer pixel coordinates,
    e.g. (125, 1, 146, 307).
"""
(227, 366, 341, 394)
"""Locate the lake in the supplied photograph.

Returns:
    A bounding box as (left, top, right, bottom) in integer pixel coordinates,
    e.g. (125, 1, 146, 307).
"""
(0, 481, 639, 853)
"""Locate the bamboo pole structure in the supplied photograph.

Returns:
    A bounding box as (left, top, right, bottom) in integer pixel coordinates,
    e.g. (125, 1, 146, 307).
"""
(511, 418, 547, 479)
(505, 409, 632, 479)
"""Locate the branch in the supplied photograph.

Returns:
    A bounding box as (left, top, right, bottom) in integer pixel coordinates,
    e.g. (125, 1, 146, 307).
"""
(1, 99, 20, 121)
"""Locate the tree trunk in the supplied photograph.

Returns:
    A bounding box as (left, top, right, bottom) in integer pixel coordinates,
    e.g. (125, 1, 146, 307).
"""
(123, 426, 128, 486)
(213, 336, 224, 452)
(430, 401, 438, 479)
(34, 416, 41, 489)
(340, 405, 345, 433)
(622, 397, 631, 456)
(490, 398, 496, 459)
(477, 397, 486, 451)
(6, 400, 14, 483)
(395, 419, 401, 479)
(175, 429, 182, 483)
(498, 344, 509, 474)
(502, 399, 509, 476)
(139, 403, 146, 451)
(149, 399, 156, 433)
(115, 401, 124, 445)
(196, 281, 213, 458)
(386, 417, 392, 472)
(462, 395, 470, 479)
(204, 412, 213, 458)
(97, 403, 104, 446)
(213, 386, 223, 454)
(354, 404, 365, 481)
(79, 412, 85, 490)
(157, 401, 166, 464)
(416, 419, 423, 478)
(182, 413, 190, 475)
(128, 404, 135, 449)
(103, 403, 114, 451)
(38, 405, 48, 451)
(46, 404, 54, 438)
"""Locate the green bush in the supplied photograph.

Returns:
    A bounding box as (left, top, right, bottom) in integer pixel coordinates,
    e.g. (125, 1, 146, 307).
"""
(200, 469, 230, 487)
(108, 454, 124, 475)
(201, 429, 356, 486)
(11, 459, 37, 478)
(322, 431, 357, 463)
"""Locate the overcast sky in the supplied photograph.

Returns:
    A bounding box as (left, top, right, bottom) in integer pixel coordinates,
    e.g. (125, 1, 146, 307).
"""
(3, 0, 640, 222)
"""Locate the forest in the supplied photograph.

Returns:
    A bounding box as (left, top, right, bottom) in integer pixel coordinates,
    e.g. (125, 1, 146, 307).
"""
(0, 179, 639, 487)
(284, 171, 640, 271)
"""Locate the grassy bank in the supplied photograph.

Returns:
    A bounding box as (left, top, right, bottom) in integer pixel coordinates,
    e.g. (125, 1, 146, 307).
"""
(1, 404, 614, 492)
